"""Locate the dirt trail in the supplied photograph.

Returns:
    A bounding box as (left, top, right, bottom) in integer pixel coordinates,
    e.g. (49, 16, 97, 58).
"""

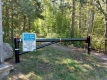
(50, 44, 107, 61)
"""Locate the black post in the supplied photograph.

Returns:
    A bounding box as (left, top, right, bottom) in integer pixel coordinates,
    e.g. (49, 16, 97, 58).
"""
(14, 37, 20, 63)
(87, 36, 91, 54)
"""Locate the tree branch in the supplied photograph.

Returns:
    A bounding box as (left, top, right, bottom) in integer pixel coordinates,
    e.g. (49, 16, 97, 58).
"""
(95, 0, 106, 16)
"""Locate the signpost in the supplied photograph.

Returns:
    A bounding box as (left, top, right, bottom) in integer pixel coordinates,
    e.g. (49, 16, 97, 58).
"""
(0, 0, 3, 64)
(22, 33, 36, 51)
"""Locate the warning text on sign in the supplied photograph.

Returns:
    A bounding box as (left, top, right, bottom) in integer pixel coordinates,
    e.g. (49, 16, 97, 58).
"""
(23, 33, 36, 51)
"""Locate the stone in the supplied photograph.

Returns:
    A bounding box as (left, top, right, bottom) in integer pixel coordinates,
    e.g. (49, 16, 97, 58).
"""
(3, 43, 13, 61)
(0, 63, 13, 80)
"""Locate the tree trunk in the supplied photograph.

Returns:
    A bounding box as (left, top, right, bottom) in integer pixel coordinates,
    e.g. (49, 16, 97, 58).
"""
(23, 15, 26, 32)
(11, 12, 14, 42)
(6, 1, 9, 41)
(90, 0, 95, 35)
(11, 1, 14, 42)
(78, 2, 82, 34)
(2, 5, 5, 40)
(71, 0, 75, 38)
(28, 17, 31, 32)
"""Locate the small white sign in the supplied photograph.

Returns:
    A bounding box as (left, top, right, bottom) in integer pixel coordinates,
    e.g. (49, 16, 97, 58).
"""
(22, 33, 36, 51)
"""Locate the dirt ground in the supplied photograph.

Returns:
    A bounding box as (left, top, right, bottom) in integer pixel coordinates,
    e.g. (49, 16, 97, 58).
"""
(50, 44, 107, 61)
(50, 44, 107, 69)
(7, 43, 107, 65)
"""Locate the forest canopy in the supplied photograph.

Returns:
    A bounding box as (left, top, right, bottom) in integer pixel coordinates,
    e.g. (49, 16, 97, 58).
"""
(2, 0, 107, 52)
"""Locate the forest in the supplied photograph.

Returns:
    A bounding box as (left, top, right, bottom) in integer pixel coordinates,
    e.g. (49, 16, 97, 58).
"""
(2, 0, 107, 52)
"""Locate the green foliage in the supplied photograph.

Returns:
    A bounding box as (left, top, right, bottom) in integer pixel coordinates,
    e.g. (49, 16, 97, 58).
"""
(2, 0, 107, 51)
(18, 0, 44, 19)
(2, 0, 43, 42)
(77, 0, 88, 4)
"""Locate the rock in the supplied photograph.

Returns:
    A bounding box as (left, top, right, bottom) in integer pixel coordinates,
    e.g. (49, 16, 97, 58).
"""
(0, 63, 13, 80)
(3, 43, 13, 61)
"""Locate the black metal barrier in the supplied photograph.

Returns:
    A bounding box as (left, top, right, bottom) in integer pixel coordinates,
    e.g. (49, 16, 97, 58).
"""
(14, 36, 91, 63)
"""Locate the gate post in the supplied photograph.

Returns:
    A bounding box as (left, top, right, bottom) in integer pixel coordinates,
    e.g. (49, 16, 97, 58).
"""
(87, 36, 91, 54)
(14, 37, 20, 63)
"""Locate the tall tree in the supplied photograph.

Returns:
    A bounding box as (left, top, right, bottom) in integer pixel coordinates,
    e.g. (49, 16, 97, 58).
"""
(90, 0, 95, 35)
(78, 2, 82, 29)
(71, 0, 76, 38)
(95, 0, 107, 53)
(2, 0, 43, 42)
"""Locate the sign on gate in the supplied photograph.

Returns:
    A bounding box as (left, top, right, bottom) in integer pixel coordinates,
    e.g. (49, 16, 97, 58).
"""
(22, 33, 36, 51)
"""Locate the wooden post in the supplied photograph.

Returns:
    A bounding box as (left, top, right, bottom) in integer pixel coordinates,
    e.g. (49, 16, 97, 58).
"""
(0, 0, 3, 63)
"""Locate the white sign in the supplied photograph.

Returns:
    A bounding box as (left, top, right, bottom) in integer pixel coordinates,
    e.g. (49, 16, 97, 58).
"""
(22, 33, 36, 51)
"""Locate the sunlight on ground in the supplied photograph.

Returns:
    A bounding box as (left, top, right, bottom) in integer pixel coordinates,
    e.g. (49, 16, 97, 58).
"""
(60, 58, 80, 64)
(37, 55, 50, 63)
(83, 64, 93, 72)
(8, 72, 42, 80)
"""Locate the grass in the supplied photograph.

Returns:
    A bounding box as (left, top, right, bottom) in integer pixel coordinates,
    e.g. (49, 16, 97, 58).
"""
(8, 46, 107, 80)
